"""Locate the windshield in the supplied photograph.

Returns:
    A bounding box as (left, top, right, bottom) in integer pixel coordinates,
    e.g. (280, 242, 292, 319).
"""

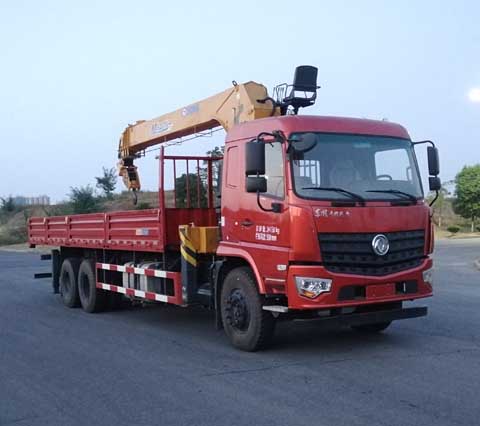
(290, 133, 423, 202)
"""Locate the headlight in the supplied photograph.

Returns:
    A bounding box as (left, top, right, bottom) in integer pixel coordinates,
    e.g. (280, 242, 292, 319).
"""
(295, 276, 332, 299)
(423, 268, 433, 285)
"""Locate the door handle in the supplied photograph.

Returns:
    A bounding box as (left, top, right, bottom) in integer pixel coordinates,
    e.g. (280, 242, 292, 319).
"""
(241, 219, 254, 227)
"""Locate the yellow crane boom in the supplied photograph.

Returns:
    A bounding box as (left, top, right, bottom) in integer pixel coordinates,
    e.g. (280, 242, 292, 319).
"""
(118, 81, 278, 190)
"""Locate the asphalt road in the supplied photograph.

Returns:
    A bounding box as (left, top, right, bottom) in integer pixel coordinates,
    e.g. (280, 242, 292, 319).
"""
(1, 239, 479, 426)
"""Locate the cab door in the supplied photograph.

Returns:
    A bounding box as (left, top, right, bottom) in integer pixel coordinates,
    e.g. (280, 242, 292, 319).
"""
(222, 140, 290, 292)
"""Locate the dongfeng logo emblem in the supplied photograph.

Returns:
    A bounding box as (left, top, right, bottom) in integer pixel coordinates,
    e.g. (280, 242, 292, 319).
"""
(372, 234, 390, 256)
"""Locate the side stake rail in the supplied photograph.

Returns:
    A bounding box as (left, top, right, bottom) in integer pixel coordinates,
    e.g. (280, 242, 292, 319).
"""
(95, 263, 184, 306)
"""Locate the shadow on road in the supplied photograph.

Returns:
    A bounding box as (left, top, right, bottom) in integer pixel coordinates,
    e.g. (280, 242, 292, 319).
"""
(95, 299, 406, 356)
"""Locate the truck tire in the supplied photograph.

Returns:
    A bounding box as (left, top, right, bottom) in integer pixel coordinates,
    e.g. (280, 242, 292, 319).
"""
(220, 266, 276, 351)
(59, 258, 81, 308)
(78, 259, 107, 313)
(352, 321, 392, 333)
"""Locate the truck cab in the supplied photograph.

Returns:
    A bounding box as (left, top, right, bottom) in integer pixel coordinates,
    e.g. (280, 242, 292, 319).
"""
(215, 114, 438, 349)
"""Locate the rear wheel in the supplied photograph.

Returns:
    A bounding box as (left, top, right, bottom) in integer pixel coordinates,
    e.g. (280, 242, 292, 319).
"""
(59, 258, 81, 308)
(220, 267, 276, 351)
(351, 321, 392, 333)
(78, 259, 107, 313)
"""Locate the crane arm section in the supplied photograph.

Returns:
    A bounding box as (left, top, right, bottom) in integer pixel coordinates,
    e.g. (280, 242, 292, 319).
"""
(118, 81, 278, 190)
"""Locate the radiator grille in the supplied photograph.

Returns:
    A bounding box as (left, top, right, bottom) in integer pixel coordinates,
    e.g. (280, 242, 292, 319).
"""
(318, 230, 425, 276)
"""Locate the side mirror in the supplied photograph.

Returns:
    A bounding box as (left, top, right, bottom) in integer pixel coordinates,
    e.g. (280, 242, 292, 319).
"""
(289, 132, 317, 153)
(427, 146, 440, 176)
(429, 176, 441, 191)
(246, 176, 267, 193)
(245, 141, 265, 175)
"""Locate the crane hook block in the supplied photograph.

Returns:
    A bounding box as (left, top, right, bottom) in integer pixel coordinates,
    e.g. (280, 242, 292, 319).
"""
(118, 157, 141, 191)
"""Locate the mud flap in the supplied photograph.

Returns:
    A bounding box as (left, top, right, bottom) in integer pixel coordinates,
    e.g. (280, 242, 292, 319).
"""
(211, 260, 225, 330)
(52, 249, 61, 294)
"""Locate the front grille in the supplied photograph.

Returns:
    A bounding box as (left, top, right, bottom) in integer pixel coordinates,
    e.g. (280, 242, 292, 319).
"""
(318, 230, 425, 276)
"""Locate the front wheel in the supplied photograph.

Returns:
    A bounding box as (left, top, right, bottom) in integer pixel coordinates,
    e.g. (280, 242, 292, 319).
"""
(351, 321, 392, 333)
(220, 267, 276, 351)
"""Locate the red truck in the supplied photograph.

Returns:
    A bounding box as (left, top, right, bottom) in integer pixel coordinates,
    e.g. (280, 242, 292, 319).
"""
(29, 66, 441, 350)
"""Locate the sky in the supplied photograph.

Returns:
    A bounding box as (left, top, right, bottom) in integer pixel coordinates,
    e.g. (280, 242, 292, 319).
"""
(0, 0, 479, 202)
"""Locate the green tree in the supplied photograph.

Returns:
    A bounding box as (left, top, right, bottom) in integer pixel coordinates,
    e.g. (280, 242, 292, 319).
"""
(175, 173, 207, 208)
(203, 146, 224, 204)
(430, 180, 453, 228)
(454, 165, 480, 232)
(205, 146, 224, 172)
(95, 167, 117, 198)
(0, 196, 16, 213)
(69, 185, 100, 214)
(173, 147, 223, 209)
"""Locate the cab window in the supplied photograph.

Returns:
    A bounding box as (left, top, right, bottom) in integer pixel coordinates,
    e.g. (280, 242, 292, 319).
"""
(264, 142, 284, 198)
(226, 145, 239, 188)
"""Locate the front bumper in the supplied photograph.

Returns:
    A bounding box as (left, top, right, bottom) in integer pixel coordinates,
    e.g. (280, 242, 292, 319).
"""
(291, 306, 428, 326)
(286, 257, 433, 310)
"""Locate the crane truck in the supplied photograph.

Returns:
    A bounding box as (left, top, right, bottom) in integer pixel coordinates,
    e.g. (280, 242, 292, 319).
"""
(29, 66, 441, 351)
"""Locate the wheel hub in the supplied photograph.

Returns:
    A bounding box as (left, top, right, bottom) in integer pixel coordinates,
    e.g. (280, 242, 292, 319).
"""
(227, 289, 250, 331)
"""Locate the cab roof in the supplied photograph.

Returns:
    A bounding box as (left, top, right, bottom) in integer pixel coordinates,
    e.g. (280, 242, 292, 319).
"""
(226, 115, 411, 142)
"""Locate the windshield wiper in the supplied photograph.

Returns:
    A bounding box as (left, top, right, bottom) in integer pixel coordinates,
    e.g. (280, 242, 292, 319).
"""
(301, 187, 365, 205)
(366, 189, 418, 204)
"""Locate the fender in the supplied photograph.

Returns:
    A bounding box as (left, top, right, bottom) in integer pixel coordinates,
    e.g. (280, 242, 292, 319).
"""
(216, 242, 267, 293)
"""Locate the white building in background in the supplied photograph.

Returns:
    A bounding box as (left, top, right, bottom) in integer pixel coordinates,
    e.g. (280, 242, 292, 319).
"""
(13, 195, 50, 206)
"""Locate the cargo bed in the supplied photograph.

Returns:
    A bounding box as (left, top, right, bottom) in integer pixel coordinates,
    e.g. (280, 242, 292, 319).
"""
(29, 207, 217, 252)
